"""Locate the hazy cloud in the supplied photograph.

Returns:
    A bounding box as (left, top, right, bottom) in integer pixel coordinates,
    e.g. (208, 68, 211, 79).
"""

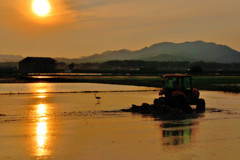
(0, 0, 239, 57)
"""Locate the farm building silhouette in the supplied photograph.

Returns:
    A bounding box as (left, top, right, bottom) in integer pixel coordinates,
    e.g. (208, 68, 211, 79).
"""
(19, 57, 56, 73)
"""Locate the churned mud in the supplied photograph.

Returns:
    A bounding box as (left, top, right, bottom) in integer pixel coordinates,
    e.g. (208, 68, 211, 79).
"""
(120, 99, 203, 120)
(120, 99, 238, 120)
(122, 104, 197, 120)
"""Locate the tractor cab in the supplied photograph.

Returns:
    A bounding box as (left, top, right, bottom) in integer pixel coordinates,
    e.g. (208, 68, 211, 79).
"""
(162, 74, 192, 91)
(155, 74, 205, 112)
(159, 74, 200, 106)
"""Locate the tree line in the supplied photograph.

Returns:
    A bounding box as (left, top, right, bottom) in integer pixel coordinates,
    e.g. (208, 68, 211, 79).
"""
(56, 60, 240, 74)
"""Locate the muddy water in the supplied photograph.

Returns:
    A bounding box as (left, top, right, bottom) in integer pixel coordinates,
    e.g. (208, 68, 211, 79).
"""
(0, 83, 239, 160)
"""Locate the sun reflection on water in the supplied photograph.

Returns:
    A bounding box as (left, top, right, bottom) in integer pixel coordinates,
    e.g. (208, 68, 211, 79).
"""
(33, 83, 50, 94)
(36, 121, 47, 148)
(33, 83, 52, 157)
(37, 89, 47, 93)
(37, 104, 47, 116)
(37, 95, 46, 98)
(35, 102, 49, 156)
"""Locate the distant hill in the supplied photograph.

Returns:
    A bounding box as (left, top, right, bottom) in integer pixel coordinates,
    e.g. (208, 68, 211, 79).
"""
(65, 41, 240, 63)
(0, 54, 23, 62)
(54, 57, 83, 64)
(2, 41, 240, 64)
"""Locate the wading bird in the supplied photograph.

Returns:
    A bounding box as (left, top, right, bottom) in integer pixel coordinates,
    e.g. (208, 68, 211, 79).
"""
(94, 94, 101, 104)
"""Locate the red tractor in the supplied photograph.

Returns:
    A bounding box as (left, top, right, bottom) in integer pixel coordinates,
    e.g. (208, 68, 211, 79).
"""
(154, 74, 205, 112)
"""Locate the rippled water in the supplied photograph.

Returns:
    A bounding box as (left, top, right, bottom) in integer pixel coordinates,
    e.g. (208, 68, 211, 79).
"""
(0, 83, 157, 94)
(0, 83, 239, 160)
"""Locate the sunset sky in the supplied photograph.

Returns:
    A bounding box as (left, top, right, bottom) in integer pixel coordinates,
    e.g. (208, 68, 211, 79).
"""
(0, 0, 239, 58)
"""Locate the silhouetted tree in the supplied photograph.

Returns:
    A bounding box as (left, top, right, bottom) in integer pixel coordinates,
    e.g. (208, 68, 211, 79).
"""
(68, 63, 75, 70)
(190, 65, 203, 73)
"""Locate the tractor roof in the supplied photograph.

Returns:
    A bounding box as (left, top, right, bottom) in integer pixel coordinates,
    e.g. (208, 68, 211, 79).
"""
(163, 74, 191, 78)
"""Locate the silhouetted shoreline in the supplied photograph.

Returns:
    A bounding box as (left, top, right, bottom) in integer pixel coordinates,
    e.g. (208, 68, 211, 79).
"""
(0, 75, 240, 93)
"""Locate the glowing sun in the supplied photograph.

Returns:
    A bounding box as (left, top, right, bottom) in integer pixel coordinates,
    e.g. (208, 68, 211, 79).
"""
(32, 0, 51, 17)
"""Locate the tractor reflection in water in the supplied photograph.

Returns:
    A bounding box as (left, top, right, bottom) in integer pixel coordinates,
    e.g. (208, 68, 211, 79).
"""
(162, 129, 191, 146)
(160, 120, 197, 146)
(155, 74, 205, 112)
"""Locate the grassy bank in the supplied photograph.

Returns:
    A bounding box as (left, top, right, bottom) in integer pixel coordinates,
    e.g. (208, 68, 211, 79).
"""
(0, 74, 240, 92)
(192, 76, 240, 92)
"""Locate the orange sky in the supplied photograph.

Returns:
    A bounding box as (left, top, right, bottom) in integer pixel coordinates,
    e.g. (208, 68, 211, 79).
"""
(0, 0, 239, 58)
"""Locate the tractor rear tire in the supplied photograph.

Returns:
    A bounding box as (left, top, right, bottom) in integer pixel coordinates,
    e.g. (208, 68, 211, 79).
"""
(196, 98, 205, 112)
(154, 97, 165, 106)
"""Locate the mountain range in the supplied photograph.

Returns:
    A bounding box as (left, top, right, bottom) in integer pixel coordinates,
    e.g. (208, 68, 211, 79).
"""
(56, 41, 240, 63)
(1, 41, 240, 63)
(0, 54, 23, 63)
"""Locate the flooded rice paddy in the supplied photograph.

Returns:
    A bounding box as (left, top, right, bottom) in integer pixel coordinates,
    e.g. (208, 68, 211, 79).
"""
(0, 83, 240, 160)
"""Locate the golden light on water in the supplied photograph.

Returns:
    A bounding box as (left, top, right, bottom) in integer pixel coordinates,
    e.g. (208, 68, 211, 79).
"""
(35, 103, 48, 156)
(37, 104, 47, 116)
(34, 83, 49, 93)
(36, 121, 47, 148)
(32, 0, 51, 17)
(37, 89, 47, 93)
(37, 95, 46, 98)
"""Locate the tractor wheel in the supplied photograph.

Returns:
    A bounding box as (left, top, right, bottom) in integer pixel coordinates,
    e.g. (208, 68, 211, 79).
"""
(196, 98, 206, 112)
(154, 97, 165, 106)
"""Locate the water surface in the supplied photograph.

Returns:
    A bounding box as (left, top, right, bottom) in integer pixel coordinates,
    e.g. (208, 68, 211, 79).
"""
(0, 83, 157, 94)
(0, 83, 239, 160)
